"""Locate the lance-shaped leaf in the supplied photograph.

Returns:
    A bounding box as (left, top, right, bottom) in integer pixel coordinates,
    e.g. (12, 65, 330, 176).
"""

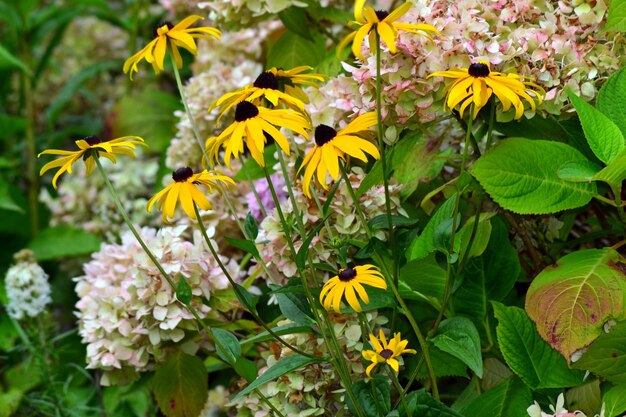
(526, 248, 626, 362)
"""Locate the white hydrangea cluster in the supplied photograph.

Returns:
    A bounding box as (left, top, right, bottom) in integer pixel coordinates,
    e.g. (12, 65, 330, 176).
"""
(4, 250, 52, 320)
(229, 313, 387, 417)
(40, 152, 159, 243)
(74, 226, 239, 385)
(340, 0, 626, 127)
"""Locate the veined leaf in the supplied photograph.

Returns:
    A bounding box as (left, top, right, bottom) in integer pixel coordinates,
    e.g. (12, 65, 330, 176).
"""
(431, 317, 483, 377)
(407, 195, 457, 260)
(471, 138, 597, 214)
(597, 67, 626, 138)
(212, 328, 241, 365)
(461, 378, 532, 417)
(592, 152, 626, 187)
(28, 226, 101, 260)
(602, 384, 626, 417)
(526, 248, 626, 362)
(605, 0, 626, 32)
(573, 320, 626, 384)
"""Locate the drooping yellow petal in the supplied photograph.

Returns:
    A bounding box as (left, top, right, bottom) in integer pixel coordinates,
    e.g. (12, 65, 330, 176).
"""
(178, 183, 197, 219)
(385, 2, 412, 22)
(376, 22, 398, 53)
(352, 23, 372, 60)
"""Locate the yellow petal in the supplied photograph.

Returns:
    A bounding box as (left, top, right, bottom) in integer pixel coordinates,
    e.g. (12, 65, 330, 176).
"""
(153, 36, 167, 72)
(164, 183, 180, 220)
(377, 22, 398, 54)
(385, 2, 412, 22)
(344, 284, 362, 312)
(352, 23, 372, 60)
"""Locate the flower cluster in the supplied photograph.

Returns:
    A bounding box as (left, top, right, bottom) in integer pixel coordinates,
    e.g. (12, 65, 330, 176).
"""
(4, 250, 52, 320)
(40, 152, 159, 242)
(527, 394, 604, 417)
(74, 226, 239, 385)
(344, 0, 626, 126)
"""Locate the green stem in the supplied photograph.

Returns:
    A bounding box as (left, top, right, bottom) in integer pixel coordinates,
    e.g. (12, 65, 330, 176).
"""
(340, 166, 373, 239)
(242, 163, 267, 218)
(193, 203, 316, 358)
(254, 389, 287, 417)
(277, 151, 306, 235)
(387, 368, 412, 417)
(23, 69, 39, 236)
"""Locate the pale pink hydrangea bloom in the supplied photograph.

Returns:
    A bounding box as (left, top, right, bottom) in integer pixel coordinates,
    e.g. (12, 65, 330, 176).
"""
(74, 226, 239, 385)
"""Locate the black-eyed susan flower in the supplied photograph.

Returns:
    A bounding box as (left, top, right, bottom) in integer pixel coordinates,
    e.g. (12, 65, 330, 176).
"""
(362, 329, 416, 377)
(428, 60, 544, 120)
(38, 136, 145, 189)
(299, 112, 379, 198)
(267, 66, 326, 102)
(207, 101, 310, 168)
(338, 0, 439, 60)
(319, 264, 387, 313)
(123, 15, 221, 79)
(146, 167, 235, 222)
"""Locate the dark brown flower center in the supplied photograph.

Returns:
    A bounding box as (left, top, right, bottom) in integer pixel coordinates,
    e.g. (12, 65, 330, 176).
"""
(235, 101, 259, 122)
(254, 72, 279, 90)
(375, 10, 389, 20)
(380, 348, 393, 359)
(338, 268, 357, 282)
(314, 124, 337, 146)
(173, 167, 193, 182)
(153, 21, 174, 37)
(468, 63, 490, 77)
(84, 135, 102, 146)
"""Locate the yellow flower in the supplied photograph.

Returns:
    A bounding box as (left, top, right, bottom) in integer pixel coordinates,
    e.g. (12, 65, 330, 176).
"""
(207, 101, 310, 168)
(338, 0, 439, 60)
(210, 67, 324, 124)
(123, 15, 221, 79)
(146, 167, 235, 222)
(362, 329, 416, 377)
(428, 61, 544, 120)
(319, 264, 387, 313)
(38, 135, 145, 189)
(299, 112, 379, 198)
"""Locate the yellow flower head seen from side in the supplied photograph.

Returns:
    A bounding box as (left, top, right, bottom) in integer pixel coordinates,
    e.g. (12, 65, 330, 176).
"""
(319, 264, 387, 313)
(123, 15, 221, 79)
(146, 167, 235, 223)
(207, 101, 310, 168)
(362, 329, 416, 377)
(338, 0, 439, 60)
(38, 135, 145, 189)
(299, 112, 379, 198)
(268, 66, 326, 103)
(428, 60, 545, 120)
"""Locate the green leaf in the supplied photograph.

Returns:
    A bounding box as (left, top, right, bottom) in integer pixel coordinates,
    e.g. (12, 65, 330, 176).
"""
(558, 160, 602, 182)
(597, 67, 626, 138)
(28, 226, 101, 260)
(461, 378, 532, 417)
(274, 284, 316, 326)
(233, 354, 324, 401)
(471, 138, 597, 214)
(225, 236, 260, 259)
(244, 213, 259, 240)
(234, 145, 278, 181)
(212, 328, 241, 365)
(407, 195, 457, 260)
(346, 376, 390, 417)
(0, 43, 31, 75)
(567, 90, 625, 164)
(605, 0, 626, 32)
(176, 277, 192, 305)
(492, 302, 585, 389)
(398, 389, 464, 417)
(399, 256, 446, 304)
(592, 152, 626, 187)
(233, 283, 258, 313)
(267, 31, 325, 70)
(278, 6, 312, 40)
(565, 380, 601, 417)
(368, 214, 419, 230)
(0, 180, 24, 213)
(525, 248, 626, 362)
(0, 388, 23, 417)
(414, 344, 470, 379)
(152, 352, 208, 417)
(573, 320, 626, 384)
(431, 317, 483, 378)
(234, 357, 257, 383)
(602, 384, 626, 417)
(454, 216, 492, 260)
(110, 88, 182, 153)
(240, 323, 314, 347)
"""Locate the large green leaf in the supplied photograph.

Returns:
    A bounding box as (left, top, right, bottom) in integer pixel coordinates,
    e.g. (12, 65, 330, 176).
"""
(233, 354, 324, 401)
(565, 380, 601, 417)
(602, 384, 626, 417)
(525, 248, 626, 362)
(430, 317, 483, 377)
(212, 328, 241, 366)
(397, 389, 464, 417)
(110, 88, 182, 153)
(493, 303, 585, 389)
(266, 31, 325, 70)
(593, 152, 626, 188)
(0, 43, 31, 75)
(573, 320, 626, 384)
(461, 378, 532, 417)
(278, 6, 312, 40)
(407, 195, 457, 260)
(346, 376, 390, 417)
(28, 226, 101, 260)
(597, 67, 626, 138)
(273, 283, 316, 326)
(471, 138, 597, 214)
(605, 0, 626, 31)
(399, 256, 446, 304)
(567, 90, 625, 164)
(152, 352, 208, 417)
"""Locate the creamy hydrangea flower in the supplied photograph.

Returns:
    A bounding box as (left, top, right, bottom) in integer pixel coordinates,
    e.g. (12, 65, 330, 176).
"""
(4, 250, 51, 320)
(527, 394, 605, 417)
(74, 226, 239, 385)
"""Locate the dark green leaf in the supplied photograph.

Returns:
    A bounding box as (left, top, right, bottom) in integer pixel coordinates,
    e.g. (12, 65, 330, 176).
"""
(407, 195, 458, 260)
(267, 31, 325, 69)
(0, 43, 31, 75)
(431, 317, 483, 377)
(398, 389, 464, 417)
(354, 236, 387, 259)
(152, 352, 208, 417)
(0, 180, 24, 213)
(176, 277, 192, 305)
(28, 226, 101, 260)
(278, 7, 312, 40)
(241, 323, 314, 346)
(233, 283, 258, 313)
(346, 376, 390, 417)
(233, 354, 324, 401)
(212, 328, 241, 365)
(234, 357, 257, 383)
(368, 214, 419, 230)
(275, 286, 316, 326)
(461, 378, 532, 417)
(573, 320, 626, 384)
(244, 213, 259, 240)
(225, 237, 260, 258)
